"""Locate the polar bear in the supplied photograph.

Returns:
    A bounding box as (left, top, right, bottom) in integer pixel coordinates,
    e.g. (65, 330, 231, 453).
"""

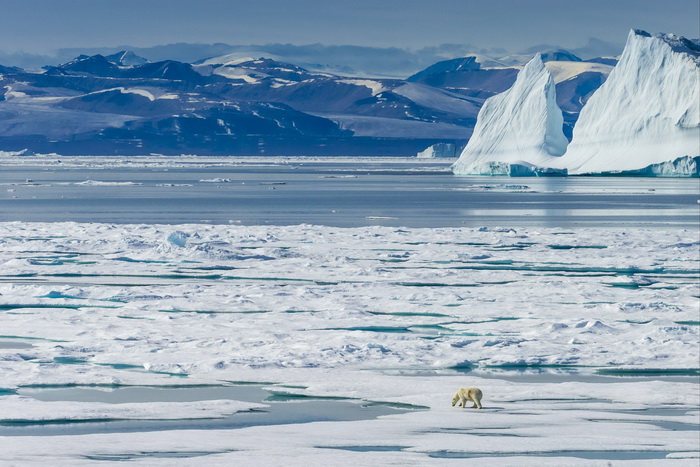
(452, 387, 483, 409)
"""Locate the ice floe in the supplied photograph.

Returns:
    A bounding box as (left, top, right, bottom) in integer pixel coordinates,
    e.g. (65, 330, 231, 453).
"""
(0, 222, 698, 464)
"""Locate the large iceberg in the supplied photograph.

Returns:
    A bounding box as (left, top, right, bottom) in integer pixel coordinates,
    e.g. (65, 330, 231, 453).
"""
(452, 55, 569, 175)
(557, 30, 700, 175)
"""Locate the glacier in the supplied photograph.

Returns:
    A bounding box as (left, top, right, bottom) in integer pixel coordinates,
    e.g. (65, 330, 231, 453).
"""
(451, 54, 569, 175)
(557, 30, 700, 175)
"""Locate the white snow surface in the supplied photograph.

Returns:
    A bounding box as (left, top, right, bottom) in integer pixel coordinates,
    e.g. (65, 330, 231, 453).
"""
(337, 79, 386, 96)
(0, 102, 137, 139)
(469, 54, 512, 69)
(543, 61, 613, 83)
(557, 30, 700, 174)
(452, 55, 568, 175)
(313, 114, 472, 138)
(118, 88, 156, 101)
(0, 222, 697, 377)
(200, 54, 261, 67)
(0, 222, 698, 464)
(212, 67, 262, 83)
(393, 83, 480, 116)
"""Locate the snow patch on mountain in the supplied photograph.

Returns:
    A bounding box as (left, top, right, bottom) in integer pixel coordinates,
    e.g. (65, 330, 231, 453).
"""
(393, 83, 480, 116)
(452, 55, 568, 175)
(544, 61, 613, 83)
(0, 101, 137, 138)
(200, 54, 257, 67)
(119, 88, 156, 101)
(316, 114, 470, 138)
(469, 54, 511, 69)
(81, 87, 178, 102)
(105, 51, 150, 67)
(558, 30, 700, 175)
(337, 79, 386, 96)
(500, 49, 582, 66)
(213, 67, 261, 83)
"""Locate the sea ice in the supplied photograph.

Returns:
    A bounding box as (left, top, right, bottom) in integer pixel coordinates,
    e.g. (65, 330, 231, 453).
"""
(0, 222, 697, 464)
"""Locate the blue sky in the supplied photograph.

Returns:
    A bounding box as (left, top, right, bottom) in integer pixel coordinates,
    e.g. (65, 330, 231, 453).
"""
(1, 0, 698, 54)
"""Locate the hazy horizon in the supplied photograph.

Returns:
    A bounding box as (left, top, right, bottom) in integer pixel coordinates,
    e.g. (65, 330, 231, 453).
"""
(1, 0, 697, 56)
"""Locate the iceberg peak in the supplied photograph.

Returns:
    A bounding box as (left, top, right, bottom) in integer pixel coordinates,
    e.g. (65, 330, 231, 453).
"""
(452, 54, 568, 175)
(557, 29, 700, 174)
(632, 29, 652, 38)
(632, 29, 700, 60)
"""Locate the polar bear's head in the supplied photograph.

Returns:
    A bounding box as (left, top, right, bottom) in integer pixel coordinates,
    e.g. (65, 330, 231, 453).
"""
(451, 392, 460, 406)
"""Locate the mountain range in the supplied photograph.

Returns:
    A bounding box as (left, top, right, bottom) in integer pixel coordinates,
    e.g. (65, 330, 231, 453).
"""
(0, 47, 615, 156)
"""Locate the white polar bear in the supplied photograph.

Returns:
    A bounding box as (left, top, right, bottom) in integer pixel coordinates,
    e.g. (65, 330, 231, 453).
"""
(452, 387, 483, 409)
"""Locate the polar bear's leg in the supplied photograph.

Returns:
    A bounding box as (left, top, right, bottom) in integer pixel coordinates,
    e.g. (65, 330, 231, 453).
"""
(459, 395, 468, 408)
(470, 391, 482, 409)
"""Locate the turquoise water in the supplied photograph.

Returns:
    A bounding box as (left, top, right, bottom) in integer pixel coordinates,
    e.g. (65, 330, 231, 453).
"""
(2, 384, 417, 437)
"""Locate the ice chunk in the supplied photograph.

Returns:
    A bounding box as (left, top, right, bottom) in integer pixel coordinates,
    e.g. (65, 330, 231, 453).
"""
(416, 142, 462, 158)
(599, 155, 700, 177)
(166, 231, 190, 247)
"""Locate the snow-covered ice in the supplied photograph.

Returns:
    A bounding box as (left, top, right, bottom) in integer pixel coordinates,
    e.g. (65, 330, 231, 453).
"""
(0, 222, 698, 464)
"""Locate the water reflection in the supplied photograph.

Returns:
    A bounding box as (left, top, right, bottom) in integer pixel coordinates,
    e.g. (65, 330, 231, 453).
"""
(0, 161, 697, 228)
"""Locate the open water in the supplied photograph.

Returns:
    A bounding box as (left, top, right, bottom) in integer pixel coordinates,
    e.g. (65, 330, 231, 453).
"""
(1, 159, 698, 228)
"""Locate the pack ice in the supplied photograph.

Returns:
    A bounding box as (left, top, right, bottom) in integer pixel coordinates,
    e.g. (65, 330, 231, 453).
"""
(451, 54, 569, 176)
(453, 29, 700, 176)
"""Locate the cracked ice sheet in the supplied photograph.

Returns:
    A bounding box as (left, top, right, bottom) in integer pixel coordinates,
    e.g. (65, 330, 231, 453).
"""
(0, 222, 698, 464)
(0, 222, 697, 380)
(0, 396, 261, 421)
(0, 373, 698, 465)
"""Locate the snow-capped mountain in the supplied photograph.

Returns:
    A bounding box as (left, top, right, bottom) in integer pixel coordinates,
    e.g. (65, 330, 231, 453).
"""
(407, 57, 519, 100)
(45, 54, 122, 77)
(452, 55, 569, 175)
(206, 58, 322, 84)
(0, 53, 478, 155)
(105, 50, 150, 67)
(0, 42, 616, 157)
(500, 49, 584, 66)
(557, 30, 700, 175)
